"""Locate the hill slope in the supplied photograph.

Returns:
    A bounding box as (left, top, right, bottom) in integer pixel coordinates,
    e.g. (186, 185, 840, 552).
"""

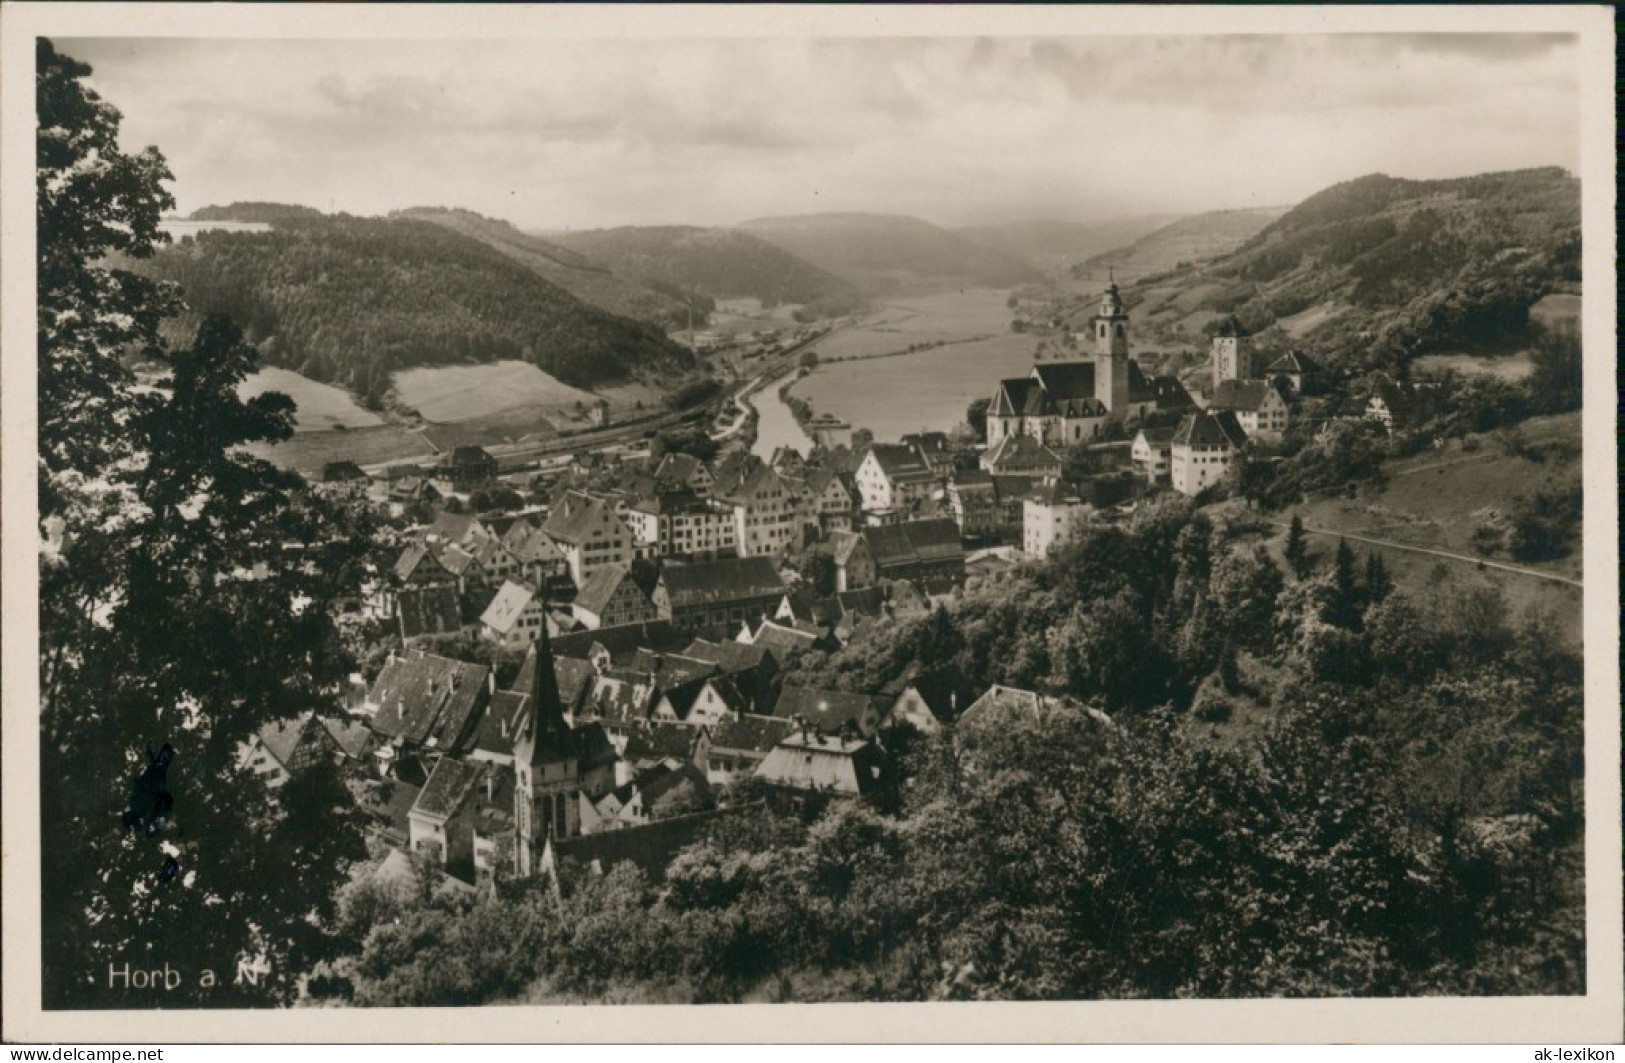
(393, 207, 709, 328)
(1072, 206, 1289, 282)
(739, 212, 1046, 295)
(955, 214, 1185, 277)
(134, 208, 696, 407)
(545, 225, 864, 318)
(1115, 169, 1581, 374)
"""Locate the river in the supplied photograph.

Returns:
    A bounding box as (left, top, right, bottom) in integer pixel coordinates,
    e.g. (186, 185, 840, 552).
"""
(751, 376, 813, 459)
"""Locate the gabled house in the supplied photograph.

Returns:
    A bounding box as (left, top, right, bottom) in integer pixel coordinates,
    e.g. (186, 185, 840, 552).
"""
(707, 713, 795, 785)
(854, 444, 938, 516)
(1209, 379, 1291, 440)
(679, 637, 779, 712)
(745, 618, 831, 666)
(396, 582, 464, 643)
(652, 452, 714, 496)
(1170, 409, 1248, 497)
(543, 495, 635, 588)
(980, 433, 1062, 480)
(621, 722, 711, 777)
(445, 446, 499, 489)
(1131, 427, 1175, 483)
(502, 520, 571, 588)
(480, 580, 548, 649)
(365, 652, 493, 756)
(861, 518, 965, 589)
(754, 731, 884, 813)
(720, 459, 798, 558)
(1264, 349, 1322, 395)
(572, 564, 657, 630)
(829, 529, 877, 592)
(885, 669, 973, 733)
(946, 468, 998, 539)
(651, 674, 746, 728)
(1365, 380, 1439, 433)
(654, 555, 787, 634)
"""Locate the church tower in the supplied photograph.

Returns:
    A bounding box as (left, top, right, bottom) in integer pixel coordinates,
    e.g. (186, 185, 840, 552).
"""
(1210, 316, 1255, 390)
(1093, 279, 1131, 416)
(512, 620, 580, 878)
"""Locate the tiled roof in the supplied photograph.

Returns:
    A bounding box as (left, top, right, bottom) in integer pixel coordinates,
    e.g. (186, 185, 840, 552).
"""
(320, 716, 375, 760)
(623, 722, 704, 763)
(1266, 349, 1320, 375)
(255, 713, 312, 767)
(543, 496, 622, 545)
(1147, 374, 1195, 409)
(550, 620, 685, 664)
(983, 434, 1061, 471)
(480, 580, 538, 636)
(1136, 426, 1176, 447)
(680, 638, 772, 675)
(1209, 379, 1286, 413)
(437, 544, 476, 577)
(368, 654, 491, 751)
(398, 583, 463, 640)
(710, 713, 794, 754)
(866, 444, 935, 483)
(427, 511, 480, 544)
(1031, 362, 1099, 403)
(1171, 409, 1248, 448)
(749, 621, 821, 665)
(828, 529, 867, 566)
(412, 756, 484, 820)
(989, 378, 1037, 419)
(660, 557, 785, 609)
(771, 686, 890, 734)
(754, 733, 882, 795)
(627, 650, 717, 686)
(574, 564, 637, 619)
(862, 519, 964, 568)
(549, 807, 745, 882)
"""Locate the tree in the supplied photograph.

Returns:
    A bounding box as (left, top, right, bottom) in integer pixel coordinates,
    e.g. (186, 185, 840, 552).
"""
(1363, 550, 1394, 605)
(1524, 324, 1581, 414)
(1283, 514, 1310, 579)
(38, 42, 369, 1007)
(965, 397, 991, 439)
(798, 349, 820, 370)
(1327, 537, 1361, 630)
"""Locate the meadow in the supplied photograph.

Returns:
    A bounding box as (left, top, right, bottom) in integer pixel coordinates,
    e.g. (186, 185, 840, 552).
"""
(240, 367, 385, 432)
(392, 360, 601, 422)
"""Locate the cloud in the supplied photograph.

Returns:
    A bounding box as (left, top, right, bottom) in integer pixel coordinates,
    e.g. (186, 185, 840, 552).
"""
(54, 33, 1580, 230)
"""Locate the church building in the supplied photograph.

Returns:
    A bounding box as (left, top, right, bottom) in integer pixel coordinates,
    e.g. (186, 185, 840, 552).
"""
(985, 282, 1192, 448)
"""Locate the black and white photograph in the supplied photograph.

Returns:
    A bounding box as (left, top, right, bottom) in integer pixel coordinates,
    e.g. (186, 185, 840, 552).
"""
(2, 2, 1617, 1045)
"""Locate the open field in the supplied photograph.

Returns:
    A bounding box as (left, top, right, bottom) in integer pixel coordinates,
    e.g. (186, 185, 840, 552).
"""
(1277, 412, 1583, 643)
(1412, 351, 1534, 381)
(392, 360, 601, 422)
(239, 424, 435, 475)
(240, 367, 385, 432)
(1529, 291, 1581, 328)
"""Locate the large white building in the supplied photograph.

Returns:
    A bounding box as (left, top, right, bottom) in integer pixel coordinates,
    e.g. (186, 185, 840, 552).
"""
(1169, 410, 1248, 497)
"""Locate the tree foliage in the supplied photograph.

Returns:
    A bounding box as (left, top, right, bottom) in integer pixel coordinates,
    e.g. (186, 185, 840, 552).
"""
(38, 40, 373, 1007)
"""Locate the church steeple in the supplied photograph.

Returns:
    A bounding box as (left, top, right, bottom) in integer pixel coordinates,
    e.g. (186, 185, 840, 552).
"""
(1094, 280, 1131, 416)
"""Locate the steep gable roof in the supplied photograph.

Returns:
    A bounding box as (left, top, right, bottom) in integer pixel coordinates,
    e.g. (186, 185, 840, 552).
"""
(1171, 409, 1248, 448)
(369, 654, 491, 751)
(254, 713, 312, 768)
(1031, 362, 1098, 403)
(660, 556, 785, 609)
(989, 378, 1038, 419)
(1209, 379, 1287, 413)
(866, 443, 936, 484)
(983, 433, 1061, 472)
(755, 733, 882, 795)
(1146, 374, 1195, 409)
(479, 580, 538, 636)
(771, 686, 890, 735)
(398, 583, 463, 640)
(320, 716, 375, 760)
(543, 496, 624, 545)
(680, 637, 773, 675)
(710, 713, 794, 754)
(1266, 349, 1320, 375)
(412, 757, 484, 820)
(574, 564, 642, 619)
(549, 619, 685, 664)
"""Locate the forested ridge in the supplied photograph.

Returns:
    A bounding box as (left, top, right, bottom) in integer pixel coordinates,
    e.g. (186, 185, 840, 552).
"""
(547, 224, 865, 316)
(125, 211, 697, 408)
(1123, 168, 1581, 375)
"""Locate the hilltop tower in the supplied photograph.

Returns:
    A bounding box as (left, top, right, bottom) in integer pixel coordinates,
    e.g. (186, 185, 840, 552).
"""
(1210, 316, 1256, 390)
(512, 619, 579, 877)
(1093, 279, 1131, 416)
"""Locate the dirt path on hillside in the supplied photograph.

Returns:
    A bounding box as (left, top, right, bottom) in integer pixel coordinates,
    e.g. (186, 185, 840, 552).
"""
(1269, 521, 1583, 589)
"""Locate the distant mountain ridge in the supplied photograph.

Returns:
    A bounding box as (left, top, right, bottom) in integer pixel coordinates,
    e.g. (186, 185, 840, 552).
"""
(395, 207, 710, 329)
(1072, 207, 1290, 282)
(135, 205, 696, 407)
(738, 211, 1047, 295)
(955, 215, 1187, 278)
(1113, 168, 1580, 375)
(545, 225, 864, 318)
(189, 201, 325, 224)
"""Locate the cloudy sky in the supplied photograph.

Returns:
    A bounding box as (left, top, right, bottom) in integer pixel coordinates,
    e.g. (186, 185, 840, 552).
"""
(61, 32, 1580, 232)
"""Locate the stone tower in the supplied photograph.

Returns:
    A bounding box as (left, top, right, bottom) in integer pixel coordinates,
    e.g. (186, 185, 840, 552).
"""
(1210, 316, 1255, 390)
(1093, 279, 1131, 417)
(512, 621, 579, 878)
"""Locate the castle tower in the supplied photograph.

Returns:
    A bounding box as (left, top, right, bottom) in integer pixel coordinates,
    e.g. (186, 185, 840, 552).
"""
(1210, 316, 1255, 390)
(1093, 279, 1131, 416)
(512, 619, 579, 878)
